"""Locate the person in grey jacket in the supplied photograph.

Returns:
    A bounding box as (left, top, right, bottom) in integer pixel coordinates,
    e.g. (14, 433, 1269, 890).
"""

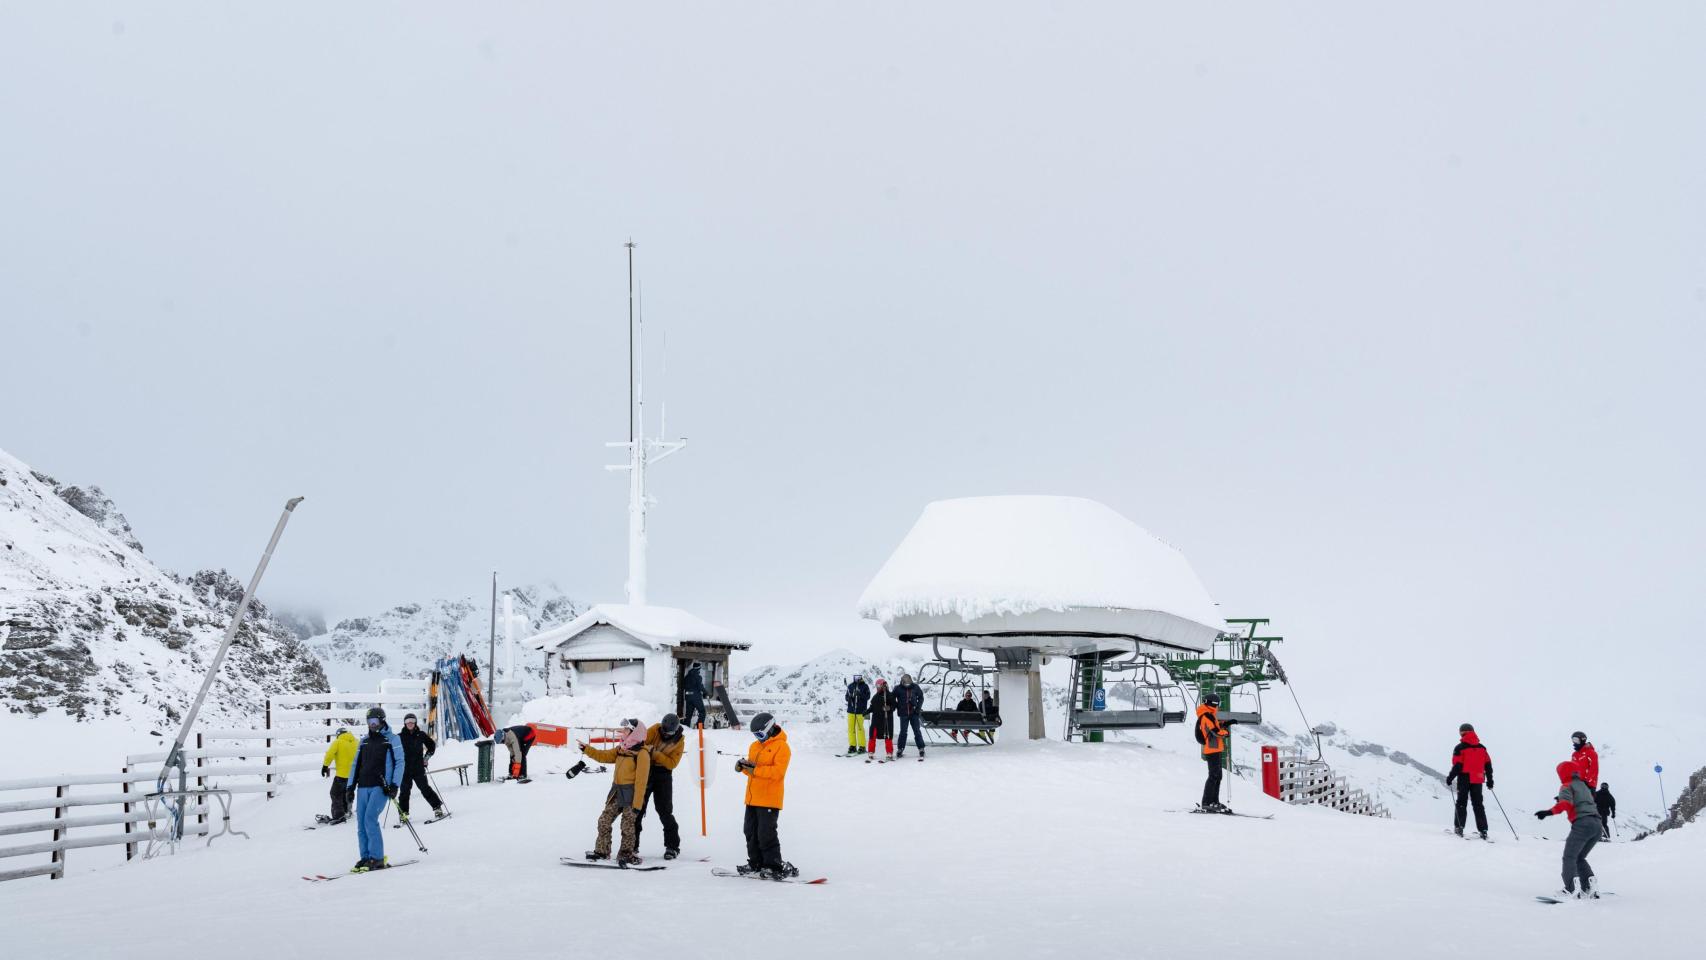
(1535, 760, 1602, 898)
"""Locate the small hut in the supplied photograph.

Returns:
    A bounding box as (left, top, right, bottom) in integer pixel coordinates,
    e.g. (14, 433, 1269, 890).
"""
(528, 603, 749, 717)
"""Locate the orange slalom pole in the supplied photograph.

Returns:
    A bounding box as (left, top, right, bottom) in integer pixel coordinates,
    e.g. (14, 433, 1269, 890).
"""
(698, 723, 708, 836)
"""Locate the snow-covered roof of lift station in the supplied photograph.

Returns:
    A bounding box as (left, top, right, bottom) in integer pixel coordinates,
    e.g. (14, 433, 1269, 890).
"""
(856, 496, 1230, 655)
(528, 603, 749, 654)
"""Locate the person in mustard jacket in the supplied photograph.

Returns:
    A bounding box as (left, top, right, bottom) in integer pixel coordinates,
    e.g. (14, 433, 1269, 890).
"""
(579, 720, 652, 865)
(735, 712, 796, 879)
(636, 714, 687, 859)
(318, 727, 357, 824)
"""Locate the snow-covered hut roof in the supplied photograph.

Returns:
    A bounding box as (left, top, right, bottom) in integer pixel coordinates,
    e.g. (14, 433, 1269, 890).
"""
(856, 496, 1228, 654)
(528, 603, 748, 655)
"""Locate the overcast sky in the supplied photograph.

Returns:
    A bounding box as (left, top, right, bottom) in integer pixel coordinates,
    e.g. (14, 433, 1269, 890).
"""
(4, 3, 1703, 750)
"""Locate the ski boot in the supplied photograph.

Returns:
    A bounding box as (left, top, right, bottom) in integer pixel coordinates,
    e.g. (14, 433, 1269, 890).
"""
(846, 746, 857, 755)
(858, 746, 867, 754)
(1478, 830, 1489, 841)
(351, 859, 373, 873)
(663, 848, 680, 861)
(584, 851, 610, 862)
(1583, 878, 1600, 899)
(370, 856, 390, 870)
(1452, 826, 1464, 837)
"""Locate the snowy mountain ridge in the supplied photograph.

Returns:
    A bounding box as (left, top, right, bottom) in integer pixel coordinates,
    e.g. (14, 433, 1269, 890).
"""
(301, 582, 581, 697)
(0, 447, 327, 729)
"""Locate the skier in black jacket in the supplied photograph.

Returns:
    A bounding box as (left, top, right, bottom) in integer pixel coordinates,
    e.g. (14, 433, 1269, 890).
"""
(1594, 782, 1616, 839)
(894, 674, 927, 760)
(682, 665, 707, 729)
(396, 713, 446, 822)
(845, 674, 871, 755)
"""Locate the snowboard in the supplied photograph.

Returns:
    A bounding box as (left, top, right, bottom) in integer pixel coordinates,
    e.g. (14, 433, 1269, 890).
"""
(561, 858, 666, 872)
(711, 867, 826, 884)
(303, 859, 420, 882)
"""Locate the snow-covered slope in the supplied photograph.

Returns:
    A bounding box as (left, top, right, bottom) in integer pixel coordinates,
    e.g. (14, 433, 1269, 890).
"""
(302, 584, 580, 696)
(2, 722, 1699, 959)
(0, 447, 327, 729)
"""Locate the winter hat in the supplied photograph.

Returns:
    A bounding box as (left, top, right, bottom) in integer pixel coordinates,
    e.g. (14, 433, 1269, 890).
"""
(900, 674, 912, 684)
(334, 726, 349, 737)
(1202, 693, 1221, 707)
(750, 711, 777, 740)
(660, 714, 680, 736)
(620, 724, 648, 750)
(1459, 723, 1474, 733)
(875, 678, 888, 687)
(403, 713, 418, 723)
(1556, 760, 1580, 783)
(366, 707, 386, 721)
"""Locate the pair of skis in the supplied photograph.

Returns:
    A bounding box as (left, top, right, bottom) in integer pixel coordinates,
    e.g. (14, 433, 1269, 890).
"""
(1172, 805, 1275, 820)
(302, 859, 420, 882)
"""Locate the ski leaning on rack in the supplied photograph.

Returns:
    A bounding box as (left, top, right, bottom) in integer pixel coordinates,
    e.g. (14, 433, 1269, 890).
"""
(302, 859, 419, 882)
(711, 867, 827, 884)
(561, 858, 666, 872)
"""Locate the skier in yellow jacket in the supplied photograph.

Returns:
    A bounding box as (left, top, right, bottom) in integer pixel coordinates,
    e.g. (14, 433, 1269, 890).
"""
(318, 727, 358, 824)
(578, 720, 652, 865)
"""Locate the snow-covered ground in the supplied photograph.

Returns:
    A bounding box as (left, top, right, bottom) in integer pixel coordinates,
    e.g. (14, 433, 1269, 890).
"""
(1, 721, 1696, 959)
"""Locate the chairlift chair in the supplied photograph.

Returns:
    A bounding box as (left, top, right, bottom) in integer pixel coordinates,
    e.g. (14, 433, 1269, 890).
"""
(1065, 650, 1188, 741)
(915, 640, 1001, 746)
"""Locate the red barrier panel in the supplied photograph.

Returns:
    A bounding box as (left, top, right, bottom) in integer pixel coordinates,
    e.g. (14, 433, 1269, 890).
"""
(1261, 745, 1281, 799)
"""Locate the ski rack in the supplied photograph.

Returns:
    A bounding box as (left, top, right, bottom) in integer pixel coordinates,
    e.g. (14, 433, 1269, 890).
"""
(139, 788, 249, 858)
(1063, 645, 1188, 742)
(915, 639, 1001, 746)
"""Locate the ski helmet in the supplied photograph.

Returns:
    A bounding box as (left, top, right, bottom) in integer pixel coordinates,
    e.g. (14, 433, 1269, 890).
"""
(1459, 723, 1474, 733)
(750, 711, 777, 740)
(403, 713, 418, 723)
(660, 713, 680, 736)
(366, 707, 386, 721)
(1571, 731, 1587, 744)
(1202, 693, 1221, 707)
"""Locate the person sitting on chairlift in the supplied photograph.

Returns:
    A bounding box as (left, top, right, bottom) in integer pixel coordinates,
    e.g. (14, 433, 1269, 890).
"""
(952, 689, 988, 744)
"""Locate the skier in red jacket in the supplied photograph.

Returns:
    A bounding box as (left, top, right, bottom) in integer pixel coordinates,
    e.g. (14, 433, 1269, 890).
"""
(1570, 731, 1599, 789)
(1445, 723, 1494, 839)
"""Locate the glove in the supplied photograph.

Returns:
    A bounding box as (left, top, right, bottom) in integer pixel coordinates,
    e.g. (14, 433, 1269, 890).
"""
(1486, 779, 1494, 790)
(346, 789, 357, 804)
(321, 765, 330, 778)
(1445, 775, 1455, 787)
(1534, 810, 1550, 820)
(384, 784, 398, 800)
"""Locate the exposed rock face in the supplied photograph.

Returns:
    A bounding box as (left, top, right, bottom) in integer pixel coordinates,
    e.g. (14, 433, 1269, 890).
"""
(1, 448, 327, 727)
(1655, 765, 1705, 835)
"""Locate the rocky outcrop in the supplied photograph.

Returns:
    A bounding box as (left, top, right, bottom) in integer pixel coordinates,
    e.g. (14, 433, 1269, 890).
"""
(1, 448, 327, 727)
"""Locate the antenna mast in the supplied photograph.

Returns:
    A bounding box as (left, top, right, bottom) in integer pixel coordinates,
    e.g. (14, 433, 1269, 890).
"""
(606, 240, 686, 606)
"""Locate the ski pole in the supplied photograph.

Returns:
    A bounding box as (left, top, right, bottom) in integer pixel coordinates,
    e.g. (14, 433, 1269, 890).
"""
(391, 798, 428, 853)
(1488, 787, 1519, 841)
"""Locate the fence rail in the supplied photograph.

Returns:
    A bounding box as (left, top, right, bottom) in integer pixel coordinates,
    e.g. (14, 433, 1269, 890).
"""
(0, 688, 430, 883)
(1265, 746, 1390, 818)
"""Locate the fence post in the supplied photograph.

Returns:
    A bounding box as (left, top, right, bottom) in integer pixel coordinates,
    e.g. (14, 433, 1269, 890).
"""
(123, 766, 135, 861)
(50, 783, 66, 880)
(266, 698, 274, 800)
(196, 733, 207, 827)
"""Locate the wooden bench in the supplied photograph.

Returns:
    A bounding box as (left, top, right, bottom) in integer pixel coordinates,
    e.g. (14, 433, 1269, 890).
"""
(429, 763, 474, 787)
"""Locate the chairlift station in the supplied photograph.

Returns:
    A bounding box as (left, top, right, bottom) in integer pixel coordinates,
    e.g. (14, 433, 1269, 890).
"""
(858, 496, 1285, 745)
